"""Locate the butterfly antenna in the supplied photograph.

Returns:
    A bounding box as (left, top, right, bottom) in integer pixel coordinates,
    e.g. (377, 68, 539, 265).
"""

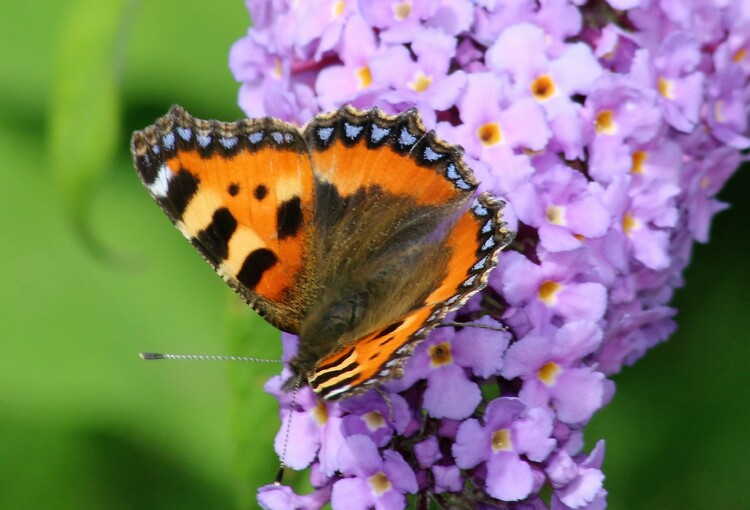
(438, 321, 509, 332)
(275, 373, 303, 485)
(140, 352, 282, 363)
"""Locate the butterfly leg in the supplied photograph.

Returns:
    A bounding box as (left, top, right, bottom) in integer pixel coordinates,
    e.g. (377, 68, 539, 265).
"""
(437, 321, 509, 332)
(375, 387, 395, 423)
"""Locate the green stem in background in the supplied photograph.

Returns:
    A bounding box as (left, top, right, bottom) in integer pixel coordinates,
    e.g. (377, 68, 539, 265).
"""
(48, 0, 136, 260)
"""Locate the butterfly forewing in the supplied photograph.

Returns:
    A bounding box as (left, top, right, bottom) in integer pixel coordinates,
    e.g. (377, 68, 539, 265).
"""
(131, 106, 315, 333)
(303, 106, 476, 207)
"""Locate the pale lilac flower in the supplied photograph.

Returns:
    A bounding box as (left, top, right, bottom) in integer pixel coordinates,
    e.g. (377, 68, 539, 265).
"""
(453, 397, 556, 501)
(630, 33, 704, 133)
(265, 373, 345, 474)
(370, 29, 466, 122)
(315, 15, 385, 110)
(502, 321, 605, 424)
(511, 163, 610, 252)
(425, 0, 475, 36)
(596, 301, 676, 375)
(257, 483, 330, 510)
(435, 72, 547, 197)
(548, 441, 607, 510)
(230, 1, 750, 508)
(414, 436, 441, 468)
(385, 321, 509, 420)
(431, 464, 463, 493)
(339, 391, 411, 447)
(486, 30, 602, 161)
(457, 72, 551, 154)
(359, 0, 437, 43)
(292, 0, 355, 59)
(585, 76, 663, 184)
(499, 251, 608, 326)
(682, 146, 739, 242)
(487, 23, 603, 102)
(595, 174, 679, 271)
(714, 20, 750, 77)
(705, 65, 750, 149)
(331, 435, 418, 510)
(591, 24, 638, 73)
(533, 0, 583, 43)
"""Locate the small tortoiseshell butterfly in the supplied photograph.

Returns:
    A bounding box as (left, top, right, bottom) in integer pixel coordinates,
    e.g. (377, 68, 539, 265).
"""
(131, 105, 513, 400)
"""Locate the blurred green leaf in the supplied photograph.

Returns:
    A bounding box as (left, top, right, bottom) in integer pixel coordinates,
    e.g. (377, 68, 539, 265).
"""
(123, 0, 248, 118)
(0, 119, 238, 509)
(0, 414, 233, 510)
(48, 0, 134, 255)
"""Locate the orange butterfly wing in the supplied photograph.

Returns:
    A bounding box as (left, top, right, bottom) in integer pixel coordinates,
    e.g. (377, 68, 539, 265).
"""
(306, 107, 468, 206)
(131, 106, 314, 332)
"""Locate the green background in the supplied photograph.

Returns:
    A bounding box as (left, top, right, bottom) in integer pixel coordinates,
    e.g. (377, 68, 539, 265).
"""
(1, 1, 748, 508)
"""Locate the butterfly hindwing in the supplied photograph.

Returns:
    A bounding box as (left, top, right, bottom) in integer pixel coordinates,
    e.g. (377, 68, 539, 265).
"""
(308, 191, 512, 399)
(131, 106, 316, 333)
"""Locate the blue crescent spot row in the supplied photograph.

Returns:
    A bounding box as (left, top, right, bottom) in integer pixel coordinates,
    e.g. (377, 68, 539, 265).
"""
(160, 126, 296, 151)
(136, 107, 478, 196)
(311, 118, 475, 193)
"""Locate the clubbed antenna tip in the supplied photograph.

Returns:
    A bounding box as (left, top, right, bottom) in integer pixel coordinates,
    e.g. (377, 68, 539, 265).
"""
(140, 352, 166, 360)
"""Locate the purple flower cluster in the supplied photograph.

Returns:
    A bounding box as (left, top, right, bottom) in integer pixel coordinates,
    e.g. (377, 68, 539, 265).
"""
(231, 1, 749, 508)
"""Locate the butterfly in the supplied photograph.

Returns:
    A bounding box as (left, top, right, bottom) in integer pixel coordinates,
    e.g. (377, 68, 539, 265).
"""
(131, 105, 513, 400)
